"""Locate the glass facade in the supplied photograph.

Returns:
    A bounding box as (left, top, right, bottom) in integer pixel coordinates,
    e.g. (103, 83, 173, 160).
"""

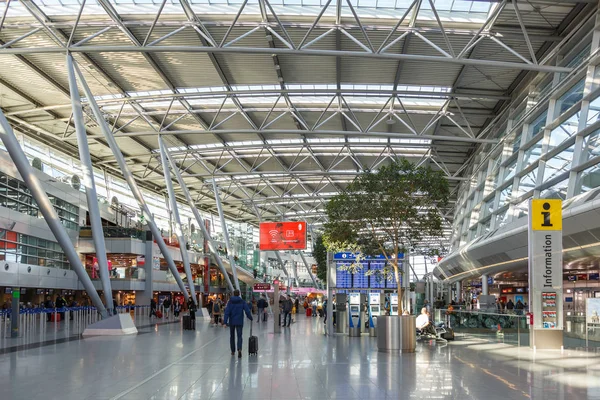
(0, 230, 68, 269)
(0, 171, 79, 230)
(450, 34, 600, 250)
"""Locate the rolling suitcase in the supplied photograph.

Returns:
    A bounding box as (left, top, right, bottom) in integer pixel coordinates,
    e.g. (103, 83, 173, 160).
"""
(155, 310, 163, 319)
(183, 314, 194, 330)
(248, 320, 258, 356)
(441, 328, 455, 341)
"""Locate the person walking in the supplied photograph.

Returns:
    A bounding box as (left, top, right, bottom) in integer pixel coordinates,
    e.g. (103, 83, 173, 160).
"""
(282, 297, 294, 328)
(223, 290, 253, 358)
(44, 295, 54, 322)
(174, 299, 182, 318)
(69, 297, 77, 321)
(150, 298, 157, 319)
(163, 297, 172, 318)
(257, 296, 268, 322)
(213, 298, 223, 325)
(311, 299, 317, 318)
(188, 298, 197, 325)
(55, 294, 66, 321)
(207, 298, 214, 322)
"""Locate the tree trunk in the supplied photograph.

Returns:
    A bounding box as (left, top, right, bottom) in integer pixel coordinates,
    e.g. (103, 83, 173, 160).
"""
(393, 262, 401, 314)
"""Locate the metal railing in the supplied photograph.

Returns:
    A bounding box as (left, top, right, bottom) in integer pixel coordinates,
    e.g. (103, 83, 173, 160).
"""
(0, 305, 163, 341)
(80, 226, 145, 240)
(434, 308, 529, 346)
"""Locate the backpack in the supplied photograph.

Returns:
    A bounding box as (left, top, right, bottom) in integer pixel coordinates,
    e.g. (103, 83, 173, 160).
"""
(213, 302, 220, 314)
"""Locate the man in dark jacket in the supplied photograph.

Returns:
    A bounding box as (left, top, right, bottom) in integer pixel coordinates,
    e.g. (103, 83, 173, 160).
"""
(224, 290, 253, 358)
(282, 296, 293, 327)
(55, 294, 66, 321)
(150, 298, 157, 318)
(257, 296, 268, 322)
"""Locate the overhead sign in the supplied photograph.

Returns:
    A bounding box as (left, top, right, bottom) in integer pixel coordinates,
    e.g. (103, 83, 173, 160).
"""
(333, 252, 403, 261)
(253, 283, 271, 291)
(259, 221, 307, 251)
(529, 199, 563, 331)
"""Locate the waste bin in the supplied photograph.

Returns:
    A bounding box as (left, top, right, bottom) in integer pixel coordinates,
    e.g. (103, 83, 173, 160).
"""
(336, 310, 348, 334)
(377, 315, 400, 352)
(400, 315, 416, 353)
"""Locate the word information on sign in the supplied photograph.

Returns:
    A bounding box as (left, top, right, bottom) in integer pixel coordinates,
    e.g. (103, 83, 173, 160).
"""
(529, 199, 563, 331)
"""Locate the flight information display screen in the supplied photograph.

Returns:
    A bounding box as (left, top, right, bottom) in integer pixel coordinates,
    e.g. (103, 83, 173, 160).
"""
(369, 261, 386, 289)
(336, 264, 352, 288)
(333, 254, 404, 289)
(353, 267, 369, 288)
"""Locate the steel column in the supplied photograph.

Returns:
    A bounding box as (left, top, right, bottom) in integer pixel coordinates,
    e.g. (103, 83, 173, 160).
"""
(273, 251, 291, 293)
(212, 180, 240, 291)
(0, 108, 108, 318)
(291, 260, 300, 287)
(299, 251, 319, 288)
(72, 61, 190, 302)
(158, 136, 197, 304)
(482, 274, 489, 296)
(66, 54, 114, 314)
(163, 148, 234, 292)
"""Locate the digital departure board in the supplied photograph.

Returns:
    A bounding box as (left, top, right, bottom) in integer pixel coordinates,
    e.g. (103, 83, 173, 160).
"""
(336, 266, 352, 288)
(333, 253, 404, 289)
(354, 268, 369, 288)
(369, 261, 386, 289)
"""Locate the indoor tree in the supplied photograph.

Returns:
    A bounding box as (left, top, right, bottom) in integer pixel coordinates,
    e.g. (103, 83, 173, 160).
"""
(322, 158, 450, 312)
(313, 235, 328, 283)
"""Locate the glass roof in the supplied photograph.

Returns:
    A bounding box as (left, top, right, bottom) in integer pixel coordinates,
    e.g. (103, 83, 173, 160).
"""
(6, 0, 493, 23)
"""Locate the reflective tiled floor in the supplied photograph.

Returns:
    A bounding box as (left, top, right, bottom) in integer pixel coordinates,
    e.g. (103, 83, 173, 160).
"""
(1, 314, 600, 399)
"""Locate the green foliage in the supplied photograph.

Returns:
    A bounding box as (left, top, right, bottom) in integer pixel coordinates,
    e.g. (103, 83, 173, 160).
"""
(313, 235, 328, 282)
(323, 158, 449, 283)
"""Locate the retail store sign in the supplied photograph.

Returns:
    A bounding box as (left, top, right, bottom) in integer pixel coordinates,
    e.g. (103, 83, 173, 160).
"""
(253, 283, 271, 291)
(529, 199, 563, 330)
(259, 221, 307, 251)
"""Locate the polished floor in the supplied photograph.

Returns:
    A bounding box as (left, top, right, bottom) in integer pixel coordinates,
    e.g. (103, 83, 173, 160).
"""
(1, 313, 600, 400)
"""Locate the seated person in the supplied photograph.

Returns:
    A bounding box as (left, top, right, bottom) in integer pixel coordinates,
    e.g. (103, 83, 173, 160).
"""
(416, 307, 436, 337)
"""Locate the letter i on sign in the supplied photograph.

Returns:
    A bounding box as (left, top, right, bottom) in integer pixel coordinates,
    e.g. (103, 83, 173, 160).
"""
(541, 202, 552, 227)
(531, 199, 562, 231)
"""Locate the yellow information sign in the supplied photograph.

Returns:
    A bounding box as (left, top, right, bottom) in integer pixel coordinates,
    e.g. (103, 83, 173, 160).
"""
(530, 199, 562, 231)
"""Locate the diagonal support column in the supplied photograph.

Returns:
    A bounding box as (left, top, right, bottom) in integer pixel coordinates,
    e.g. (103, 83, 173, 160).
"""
(163, 148, 234, 292)
(158, 136, 197, 304)
(72, 61, 190, 302)
(212, 181, 240, 291)
(273, 251, 291, 292)
(0, 107, 108, 317)
(299, 251, 319, 288)
(66, 54, 114, 314)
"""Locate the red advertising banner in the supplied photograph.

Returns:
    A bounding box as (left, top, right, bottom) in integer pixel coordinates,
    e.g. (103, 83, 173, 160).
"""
(259, 221, 307, 250)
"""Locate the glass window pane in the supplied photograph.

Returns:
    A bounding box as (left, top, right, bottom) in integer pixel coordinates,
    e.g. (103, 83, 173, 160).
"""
(528, 112, 547, 141)
(504, 160, 517, 182)
(499, 185, 512, 207)
(482, 198, 494, 218)
(522, 139, 543, 168)
(540, 178, 569, 200)
(543, 145, 575, 183)
(549, 112, 579, 150)
(578, 163, 600, 194)
(587, 95, 600, 127)
(582, 129, 600, 163)
(511, 132, 522, 154)
(557, 79, 585, 116)
(513, 198, 531, 220)
(495, 209, 508, 228)
(518, 168, 539, 195)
